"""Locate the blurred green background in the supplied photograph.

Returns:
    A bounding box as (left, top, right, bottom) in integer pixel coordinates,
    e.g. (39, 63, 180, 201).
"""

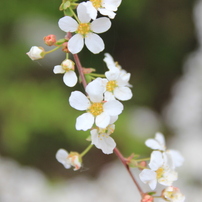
(0, 0, 196, 178)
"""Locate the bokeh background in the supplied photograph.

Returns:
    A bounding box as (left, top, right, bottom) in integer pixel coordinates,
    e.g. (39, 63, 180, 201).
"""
(1, 0, 201, 201)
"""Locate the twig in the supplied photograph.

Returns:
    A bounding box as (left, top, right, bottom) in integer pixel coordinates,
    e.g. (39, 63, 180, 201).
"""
(114, 147, 144, 197)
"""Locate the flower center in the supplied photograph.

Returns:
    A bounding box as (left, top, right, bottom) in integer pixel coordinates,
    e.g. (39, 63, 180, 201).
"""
(106, 80, 117, 92)
(77, 23, 91, 36)
(156, 167, 164, 179)
(90, 0, 102, 9)
(88, 102, 103, 116)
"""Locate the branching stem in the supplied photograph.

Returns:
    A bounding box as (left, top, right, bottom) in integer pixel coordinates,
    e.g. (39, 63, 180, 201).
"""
(69, 35, 145, 198)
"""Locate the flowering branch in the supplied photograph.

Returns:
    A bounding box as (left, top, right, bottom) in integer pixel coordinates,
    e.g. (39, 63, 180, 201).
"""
(26, 1, 186, 201)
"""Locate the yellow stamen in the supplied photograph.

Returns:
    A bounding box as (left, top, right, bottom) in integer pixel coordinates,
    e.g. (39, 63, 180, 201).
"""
(88, 102, 103, 116)
(106, 80, 117, 92)
(156, 167, 164, 179)
(77, 23, 90, 36)
(90, 0, 102, 9)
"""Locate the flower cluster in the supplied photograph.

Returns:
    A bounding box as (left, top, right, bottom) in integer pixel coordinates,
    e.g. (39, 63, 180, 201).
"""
(139, 133, 185, 201)
(69, 54, 132, 154)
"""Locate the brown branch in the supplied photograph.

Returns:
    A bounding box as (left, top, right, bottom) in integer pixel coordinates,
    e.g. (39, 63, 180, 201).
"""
(73, 53, 87, 89)
(114, 147, 144, 197)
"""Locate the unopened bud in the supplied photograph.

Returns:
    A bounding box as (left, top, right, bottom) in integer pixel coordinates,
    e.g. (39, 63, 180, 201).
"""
(62, 59, 75, 71)
(141, 194, 154, 202)
(138, 161, 147, 170)
(26, 46, 45, 60)
(44, 34, 57, 46)
(82, 68, 96, 74)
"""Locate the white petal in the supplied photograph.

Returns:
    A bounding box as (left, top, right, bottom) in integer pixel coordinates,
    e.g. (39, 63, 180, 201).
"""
(91, 17, 111, 33)
(103, 100, 123, 116)
(110, 115, 118, 124)
(76, 113, 94, 131)
(98, 8, 116, 19)
(83, 1, 97, 20)
(95, 112, 110, 128)
(103, 53, 117, 70)
(166, 150, 184, 168)
(102, 0, 122, 11)
(68, 34, 84, 54)
(105, 69, 120, 80)
(114, 87, 133, 101)
(69, 91, 90, 110)
(77, 2, 91, 23)
(56, 149, 71, 169)
(155, 132, 165, 147)
(145, 132, 166, 151)
(63, 71, 78, 87)
(139, 169, 157, 190)
(86, 78, 105, 102)
(58, 16, 78, 32)
(149, 151, 164, 170)
(145, 139, 163, 150)
(91, 130, 116, 154)
(85, 33, 104, 54)
(53, 65, 65, 74)
(104, 91, 115, 101)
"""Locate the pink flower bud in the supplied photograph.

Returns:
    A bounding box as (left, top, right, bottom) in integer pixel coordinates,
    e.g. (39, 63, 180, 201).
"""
(138, 161, 147, 170)
(43, 34, 56, 46)
(141, 194, 154, 202)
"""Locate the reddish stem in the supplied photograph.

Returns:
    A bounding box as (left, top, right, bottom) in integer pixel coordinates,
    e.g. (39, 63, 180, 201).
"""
(73, 53, 87, 89)
(114, 147, 144, 197)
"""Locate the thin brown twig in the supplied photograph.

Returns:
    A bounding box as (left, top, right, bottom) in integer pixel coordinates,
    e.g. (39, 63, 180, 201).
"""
(73, 53, 87, 89)
(114, 147, 144, 197)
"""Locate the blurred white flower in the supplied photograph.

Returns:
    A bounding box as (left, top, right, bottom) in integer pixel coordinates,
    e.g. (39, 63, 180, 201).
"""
(162, 186, 185, 202)
(145, 132, 184, 169)
(69, 79, 123, 131)
(84, 0, 122, 19)
(91, 124, 116, 154)
(58, 3, 111, 54)
(139, 151, 178, 190)
(56, 149, 81, 171)
(26, 46, 45, 60)
(53, 59, 77, 87)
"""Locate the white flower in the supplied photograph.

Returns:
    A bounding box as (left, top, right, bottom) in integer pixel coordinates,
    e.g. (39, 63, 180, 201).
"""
(91, 124, 116, 154)
(139, 151, 178, 190)
(26, 46, 45, 60)
(69, 79, 123, 131)
(162, 186, 185, 202)
(145, 132, 184, 169)
(103, 70, 132, 101)
(83, 0, 122, 19)
(56, 149, 81, 171)
(53, 59, 77, 87)
(101, 53, 133, 101)
(58, 3, 111, 54)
